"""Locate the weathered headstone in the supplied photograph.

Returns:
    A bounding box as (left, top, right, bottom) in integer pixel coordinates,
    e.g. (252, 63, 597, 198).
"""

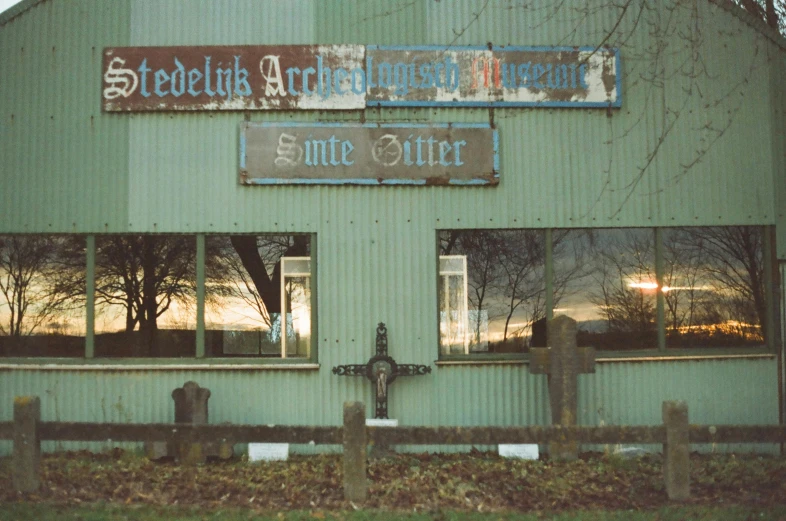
(529, 315, 596, 460)
(145, 381, 234, 464)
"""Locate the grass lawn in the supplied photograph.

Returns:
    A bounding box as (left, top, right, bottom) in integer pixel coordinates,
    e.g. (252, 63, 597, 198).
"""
(2, 504, 786, 520)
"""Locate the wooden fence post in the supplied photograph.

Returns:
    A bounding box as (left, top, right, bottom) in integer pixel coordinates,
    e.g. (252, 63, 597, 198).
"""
(343, 401, 367, 503)
(13, 396, 41, 493)
(662, 400, 690, 500)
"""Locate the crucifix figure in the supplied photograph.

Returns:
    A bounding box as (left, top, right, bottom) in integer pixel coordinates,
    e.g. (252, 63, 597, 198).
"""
(529, 315, 596, 460)
(332, 323, 431, 419)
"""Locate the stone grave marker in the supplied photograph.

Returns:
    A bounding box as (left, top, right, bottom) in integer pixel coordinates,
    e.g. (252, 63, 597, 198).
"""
(529, 315, 596, 460)
(145, 381, 234, 464)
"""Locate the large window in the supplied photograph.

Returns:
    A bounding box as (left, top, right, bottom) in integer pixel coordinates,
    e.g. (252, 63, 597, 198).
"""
(438, 230, 546, 355)
(0, 235, 86, 357)
(94, 235, 196, 357)
(0, 233, 315, 362)
(661, 227, 766, 348)
(555, 229, 657, 351)
(438, 226, 774, 357)
(205, 235, 312, 358)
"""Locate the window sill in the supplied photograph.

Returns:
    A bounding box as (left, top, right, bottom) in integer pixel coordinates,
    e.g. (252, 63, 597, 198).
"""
(436, 347, 775, 366)
(594, 348, 775, 362)
(0, 358, 321, 371)
(436, 353, 528, 366)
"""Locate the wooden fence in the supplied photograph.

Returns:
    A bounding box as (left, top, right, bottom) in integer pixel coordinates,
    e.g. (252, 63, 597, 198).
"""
(1, 397, 784, 502)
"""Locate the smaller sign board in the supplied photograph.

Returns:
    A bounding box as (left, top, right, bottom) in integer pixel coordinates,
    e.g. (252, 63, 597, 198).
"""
(498, 444, 539, 460)
(248, 443, 290, 462)
(239, 123, 499, 186)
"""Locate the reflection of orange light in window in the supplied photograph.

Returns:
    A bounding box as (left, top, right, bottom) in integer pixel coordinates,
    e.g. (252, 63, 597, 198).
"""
(628, 281, 658, 290)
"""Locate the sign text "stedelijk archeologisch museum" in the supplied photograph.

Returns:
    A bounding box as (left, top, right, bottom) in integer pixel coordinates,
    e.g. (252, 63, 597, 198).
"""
(102, 45, 621, 111)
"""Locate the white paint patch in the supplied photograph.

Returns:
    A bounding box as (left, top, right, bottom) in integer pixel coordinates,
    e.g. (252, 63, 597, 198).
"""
(248, 443, 289, 462)
(366, 418, 399, 427)
(499, 444, 539, 460)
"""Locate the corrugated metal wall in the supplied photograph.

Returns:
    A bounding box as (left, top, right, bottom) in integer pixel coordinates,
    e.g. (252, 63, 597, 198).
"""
(0, 0, 783, 455)
(0, 357, 778, 455)
(0, 0, 131, 232)
(0, 0, 780, 233)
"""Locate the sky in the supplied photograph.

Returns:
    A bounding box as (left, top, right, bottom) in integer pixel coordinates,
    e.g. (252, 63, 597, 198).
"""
(0, 0, 21, 16)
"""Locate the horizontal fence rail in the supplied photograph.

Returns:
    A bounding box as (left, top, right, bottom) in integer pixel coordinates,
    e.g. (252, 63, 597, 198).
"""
(2, 397, 784, 502)
(368, 425, 667, 444)
(3, 422, 785, 445)
(688, 425, 786, 443)
(36, 422, 342, 445)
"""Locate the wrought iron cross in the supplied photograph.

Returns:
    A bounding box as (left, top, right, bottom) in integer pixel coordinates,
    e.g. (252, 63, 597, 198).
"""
(332, 323, 431, 419)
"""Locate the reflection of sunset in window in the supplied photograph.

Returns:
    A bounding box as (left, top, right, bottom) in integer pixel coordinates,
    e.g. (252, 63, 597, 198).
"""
(205, 236, 312, 358)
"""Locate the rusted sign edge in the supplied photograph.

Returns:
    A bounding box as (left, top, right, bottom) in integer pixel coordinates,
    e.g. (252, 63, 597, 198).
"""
(238, 122, 500, 186)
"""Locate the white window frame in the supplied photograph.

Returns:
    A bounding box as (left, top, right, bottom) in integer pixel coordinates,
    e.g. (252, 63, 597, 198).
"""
(439, 255, 470, 354)
(280, 256, 312, 358)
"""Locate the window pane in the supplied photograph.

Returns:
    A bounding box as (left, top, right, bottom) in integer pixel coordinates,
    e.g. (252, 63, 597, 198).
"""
(205, 235, 312, 358)
(663, 227, 765, 348)
(555, 229, 656, 351)
(94, 235, 196, 358)
(438, 230, 545, 354)
(0, 235, 86, 357)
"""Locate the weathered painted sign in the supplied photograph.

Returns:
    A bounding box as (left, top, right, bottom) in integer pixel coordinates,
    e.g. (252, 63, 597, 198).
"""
(103, 45, 621, 111)
(103, 45, 365, 111)
(366, 46, 620, 107)
(239, 123, 499, 186)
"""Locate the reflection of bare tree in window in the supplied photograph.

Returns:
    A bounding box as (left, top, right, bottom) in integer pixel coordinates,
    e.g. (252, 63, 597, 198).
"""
(662, 230, 704, 333)
(226, 235, 309, 316)
(668, 227, 765, 345)
(93, 236, 196, 356)
(551, 230, 595, 316)
(0, 236, 82, 338)
(588, 230, 656, 337)
(495, 231, 545, 344)
(441, 230, 592, 352)
(441, 231, 502, 346)
(440, 230, 547, 351)
(207, 235, 310, 327)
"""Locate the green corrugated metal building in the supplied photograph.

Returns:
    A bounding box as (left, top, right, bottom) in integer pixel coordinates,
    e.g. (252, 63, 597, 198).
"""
(0, 0, 784, 454)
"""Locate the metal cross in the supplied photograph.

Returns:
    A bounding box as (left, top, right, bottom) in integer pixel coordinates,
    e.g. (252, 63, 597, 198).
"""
(332, 322, 431, 419)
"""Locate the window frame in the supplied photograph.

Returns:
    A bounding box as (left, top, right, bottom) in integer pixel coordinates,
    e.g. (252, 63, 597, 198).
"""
(436, 226, 779, 363)
(0, 232, 319, 368)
